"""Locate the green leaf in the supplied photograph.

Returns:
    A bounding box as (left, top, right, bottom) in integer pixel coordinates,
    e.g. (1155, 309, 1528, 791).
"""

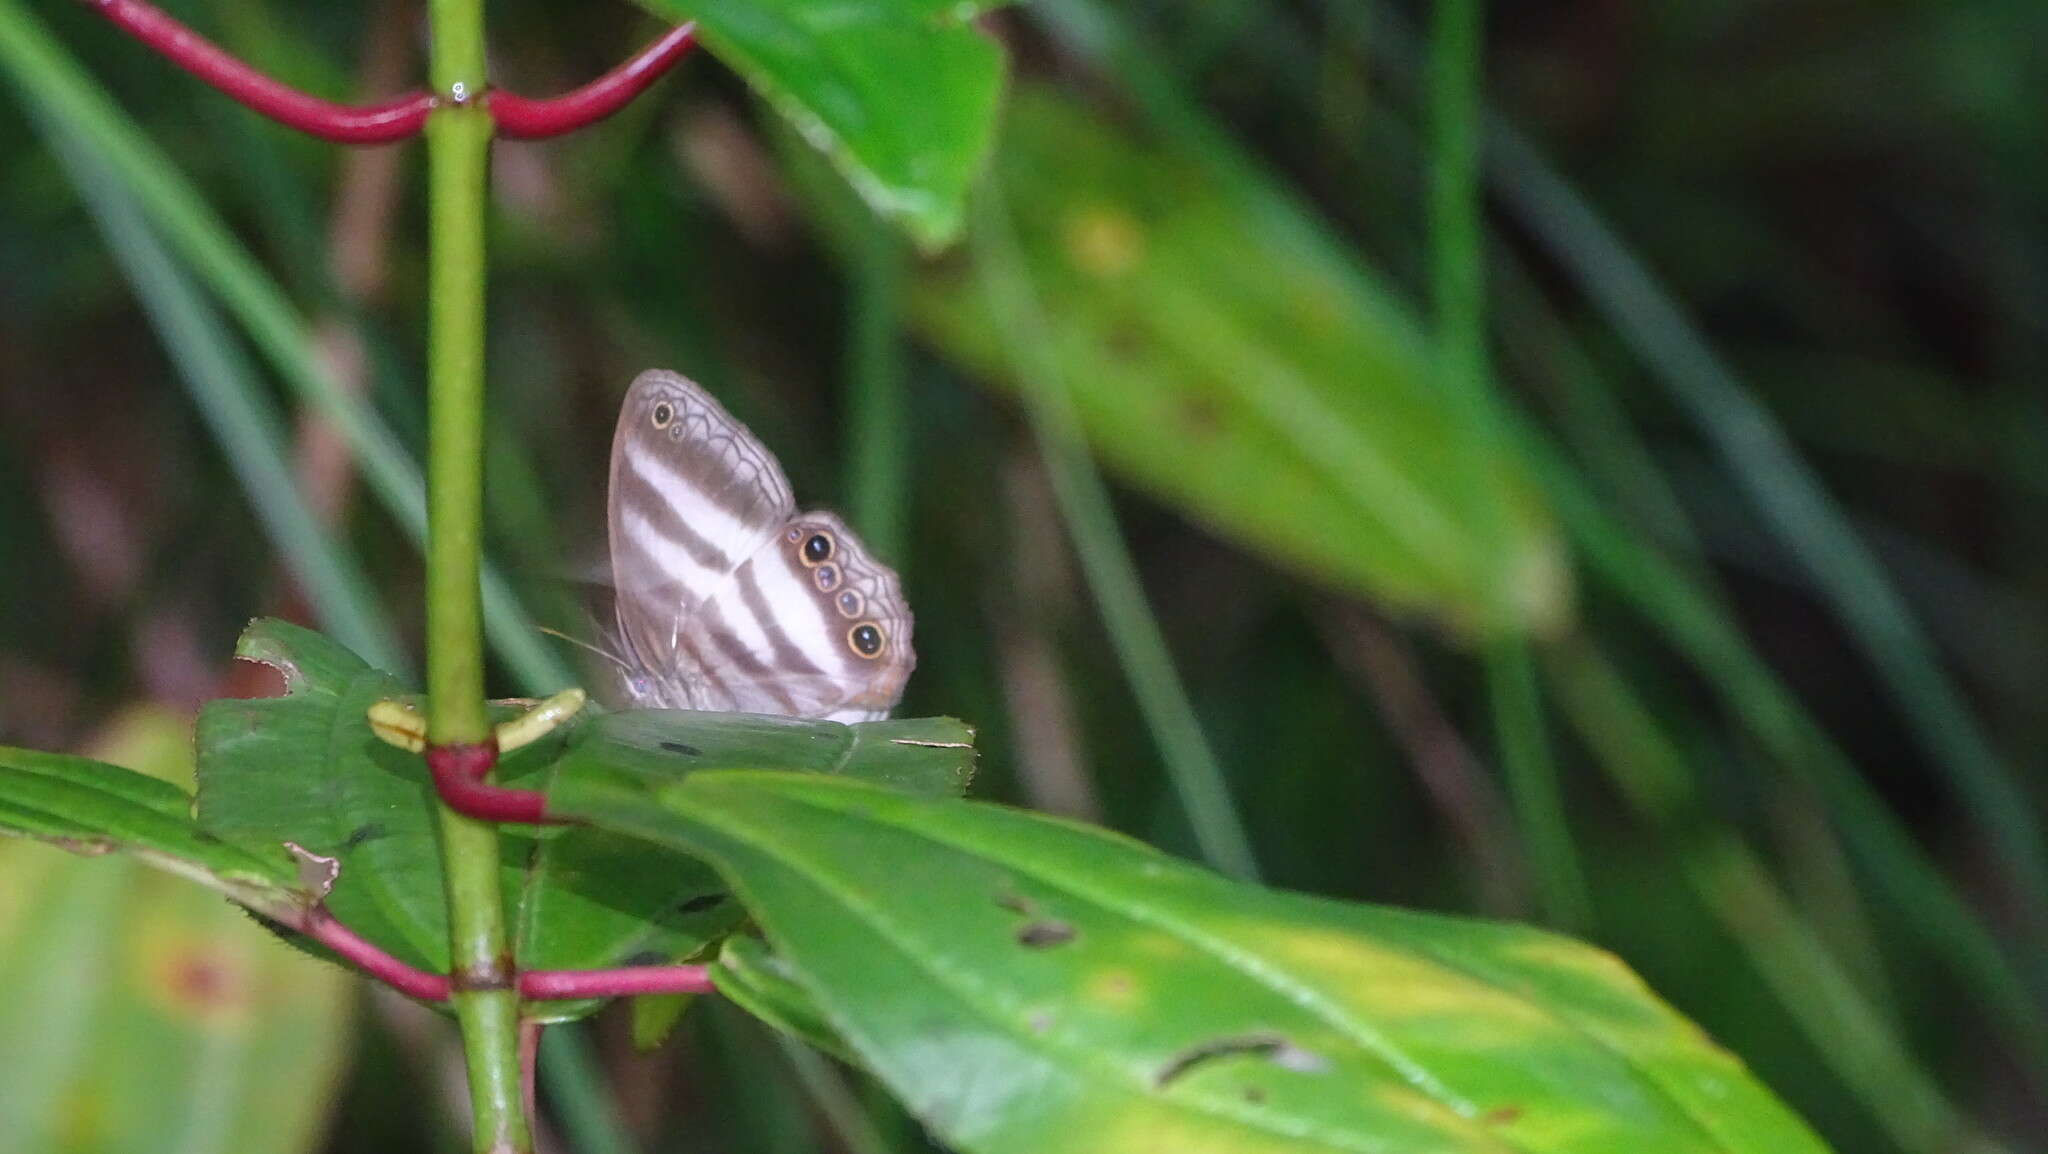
(0, 710, 352, 1154)
(192, 619, 977, 1009)
(0, 741, 296, 913)
(195, 619, 448, 969)
(895, 91, 1569, 638)
(627, 0, 1011, 247)
(710, 933, 854, 1062)
(522, 707, 978, 1022)
(551, 770, 1832, 1154)
(546, 707, 977, 800)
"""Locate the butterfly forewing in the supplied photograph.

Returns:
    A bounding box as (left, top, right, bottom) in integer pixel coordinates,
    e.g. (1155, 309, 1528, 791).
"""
(604, 371, 914, 721)
(607, 370, 795, 677)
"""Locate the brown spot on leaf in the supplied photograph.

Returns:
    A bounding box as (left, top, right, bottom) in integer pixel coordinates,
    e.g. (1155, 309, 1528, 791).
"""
(1015, 920, 1076, 949)
(1483, 1105, 1523, 1125)
(1153, 1033, 1328, 1088)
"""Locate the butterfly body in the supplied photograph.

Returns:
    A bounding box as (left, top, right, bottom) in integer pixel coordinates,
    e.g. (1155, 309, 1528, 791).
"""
(606, 371, 913, 723)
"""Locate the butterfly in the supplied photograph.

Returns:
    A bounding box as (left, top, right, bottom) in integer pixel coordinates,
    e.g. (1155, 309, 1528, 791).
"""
(602, 370, 915, 723)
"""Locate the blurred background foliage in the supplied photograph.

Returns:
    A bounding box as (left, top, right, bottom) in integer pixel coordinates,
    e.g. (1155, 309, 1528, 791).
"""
(0, 0, 2043, 1152)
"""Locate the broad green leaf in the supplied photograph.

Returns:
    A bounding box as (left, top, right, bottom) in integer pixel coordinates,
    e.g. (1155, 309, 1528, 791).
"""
(545, 707, 977, 800)
(524, 707, 978, 1023)
(628, 0, 1011, 247)
(551, 770, 1832, 1154)
(0, 740, 296, 916)
(195, 620, 451, 969)
(0, 709, 351, 1154)
(709, 933, 854, 1062)
(194, 619, 976, 1009)
(895, 91, 1569, 637)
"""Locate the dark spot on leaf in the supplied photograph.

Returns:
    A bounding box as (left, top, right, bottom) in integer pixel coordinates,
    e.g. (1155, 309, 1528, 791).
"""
(1483, 1106, 1523, 1125)
(1015, 920, 1076, 949)
(1243, 1086, 1267, 1104)
(677, 893, 727, 914)
(344, 822, 386, 849)
(994, 892, 1034, 915)
(192, 830, 222, 845)
(659, 741, 701, 756)
(1153, 1033, 1328, 1088)
(621, 951, 667, 968)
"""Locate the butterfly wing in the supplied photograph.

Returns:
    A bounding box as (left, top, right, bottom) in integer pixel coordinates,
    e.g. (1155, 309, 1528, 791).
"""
(607, 370, 796, 681)
(678, 512, 915, 721)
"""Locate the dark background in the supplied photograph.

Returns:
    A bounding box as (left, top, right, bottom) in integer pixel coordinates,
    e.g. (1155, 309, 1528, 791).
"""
(0, 1, 2042, 1151)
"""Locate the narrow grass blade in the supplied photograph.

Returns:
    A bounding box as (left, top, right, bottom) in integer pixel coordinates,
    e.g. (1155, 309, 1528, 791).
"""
(536, 1024, 641, 1154)
(1547, 639, 2007, 1154)
(45, 128, 409, 681)
(1521, 422, 2048, 1073)
(1424, 0, 1589, 930)
(1485, 122, 2048, 920)
(970, 189, 1260, 883)
(0, 0, 570, 693)
(844, 211, 909, 561)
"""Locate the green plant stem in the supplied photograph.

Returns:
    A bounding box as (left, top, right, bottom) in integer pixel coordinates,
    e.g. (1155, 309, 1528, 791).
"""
(425, 114, 490, 742)
(1425, 0, 1588, 928)
(422, 3, 526, 1149)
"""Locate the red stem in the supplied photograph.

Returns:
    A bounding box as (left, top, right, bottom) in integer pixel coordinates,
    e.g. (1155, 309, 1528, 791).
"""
(490, 24, 698, 140)
(85, 0, 434, 144)
(82, 0, 695, 144)
(520, 965, 717, 1000)
(306, 907, 453, 1000)
(426, 741, 553, 825)
(300, 907, 715, 1002)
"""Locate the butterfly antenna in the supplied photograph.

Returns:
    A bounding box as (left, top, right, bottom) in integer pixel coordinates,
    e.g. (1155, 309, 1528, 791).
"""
(537, 626, 635, 676)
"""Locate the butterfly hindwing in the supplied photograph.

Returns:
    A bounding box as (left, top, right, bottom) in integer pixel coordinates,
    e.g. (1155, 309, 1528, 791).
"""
(679, 513, 914, 720)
